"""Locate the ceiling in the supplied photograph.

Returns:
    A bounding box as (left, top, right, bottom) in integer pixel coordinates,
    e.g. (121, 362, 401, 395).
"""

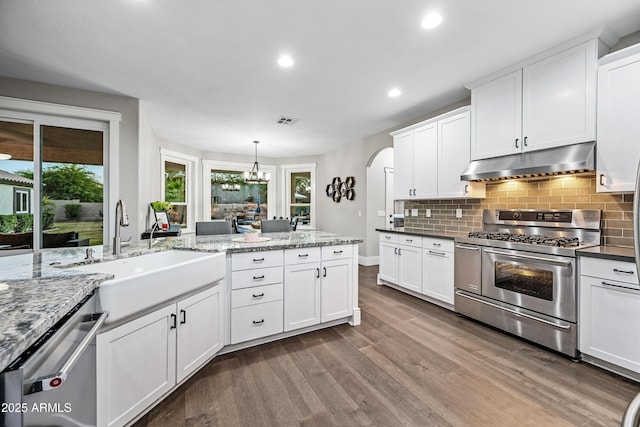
(1, 1, 640, 159)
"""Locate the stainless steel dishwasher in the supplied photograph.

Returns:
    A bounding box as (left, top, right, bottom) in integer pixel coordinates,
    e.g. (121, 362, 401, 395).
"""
(0, 292, 107, 427)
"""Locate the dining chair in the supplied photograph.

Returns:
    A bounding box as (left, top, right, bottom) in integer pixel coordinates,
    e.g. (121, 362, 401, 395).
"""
(260, 219, 291, 233)
(195, 221, 233, 235)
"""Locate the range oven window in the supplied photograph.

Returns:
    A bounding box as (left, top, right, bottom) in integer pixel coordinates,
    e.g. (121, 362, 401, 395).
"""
(494, 262, 554, 301)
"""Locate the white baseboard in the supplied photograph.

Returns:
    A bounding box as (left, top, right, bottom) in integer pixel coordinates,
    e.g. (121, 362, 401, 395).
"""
(358, 255, 379, 266)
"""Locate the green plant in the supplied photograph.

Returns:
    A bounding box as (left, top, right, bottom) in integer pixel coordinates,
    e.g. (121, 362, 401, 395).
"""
(15, 214, 33, 232)
(42, 211, 55, 230)
(150, 201, 173, 212)
(0, 215, 17, 233)
(64, 203, 82, 220)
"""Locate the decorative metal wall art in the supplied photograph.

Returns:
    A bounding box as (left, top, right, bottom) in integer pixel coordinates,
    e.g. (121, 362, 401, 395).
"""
(326, 176, 355, 203)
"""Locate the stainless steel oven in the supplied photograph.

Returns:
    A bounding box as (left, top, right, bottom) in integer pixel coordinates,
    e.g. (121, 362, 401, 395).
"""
(454, 209, 601, 358)
(0, 293, 107, 427)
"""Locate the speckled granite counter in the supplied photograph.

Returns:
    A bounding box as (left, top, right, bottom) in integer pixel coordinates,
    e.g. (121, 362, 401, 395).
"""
(0, 231, 361, 371)
(375, 227, 470, 240)
(577, 245, 635, 263)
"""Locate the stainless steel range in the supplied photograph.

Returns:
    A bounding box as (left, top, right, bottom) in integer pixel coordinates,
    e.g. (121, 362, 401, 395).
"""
(454, 209, 601, 358)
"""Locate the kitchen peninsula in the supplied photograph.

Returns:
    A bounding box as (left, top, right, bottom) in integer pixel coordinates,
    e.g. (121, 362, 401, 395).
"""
(0, 231, 361, 427)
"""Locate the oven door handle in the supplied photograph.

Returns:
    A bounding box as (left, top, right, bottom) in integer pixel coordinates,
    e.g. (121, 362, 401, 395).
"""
(455, 291, 572, 330)
(482, 248, 573, 267)
(25, 311, 109, 395)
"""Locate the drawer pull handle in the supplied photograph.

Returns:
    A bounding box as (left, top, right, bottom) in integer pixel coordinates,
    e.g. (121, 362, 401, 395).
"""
(333, 250, 343, 254)
(298, 253, 309, 258)
(253, 258, 265, 262)
(405, 239, 412, 243)
(252, 293, 265, 298)
(385, 236, 391, 239)
(253, 275, 265, 280)
(613, 268, 634, 275)
(433, 243, 441, 247)
(601, 280, 631, 289)
(252, 319, 265, 325)
(428, 250, 446, 256)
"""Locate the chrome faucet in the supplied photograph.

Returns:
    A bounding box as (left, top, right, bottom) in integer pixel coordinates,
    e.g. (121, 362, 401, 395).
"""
(148, 220, 161, 249)
(113, 199, 129, 255)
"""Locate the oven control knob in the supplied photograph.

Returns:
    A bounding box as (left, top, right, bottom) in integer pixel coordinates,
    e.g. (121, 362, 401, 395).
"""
(512, 212, 521, 220)
(49, 377, 63, 388)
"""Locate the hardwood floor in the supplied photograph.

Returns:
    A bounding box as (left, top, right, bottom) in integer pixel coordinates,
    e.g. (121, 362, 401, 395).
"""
(134, 265, 640, 426)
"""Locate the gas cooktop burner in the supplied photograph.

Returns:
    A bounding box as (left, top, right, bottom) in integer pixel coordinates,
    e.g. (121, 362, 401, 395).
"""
(468, 232, 582, 247)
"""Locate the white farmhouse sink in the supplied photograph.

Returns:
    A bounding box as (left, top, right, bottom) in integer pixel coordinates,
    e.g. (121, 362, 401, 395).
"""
(72, 250, 225, 324)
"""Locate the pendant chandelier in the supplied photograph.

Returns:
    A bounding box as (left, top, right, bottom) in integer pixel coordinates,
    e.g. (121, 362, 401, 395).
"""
(244, 140, 270, 184)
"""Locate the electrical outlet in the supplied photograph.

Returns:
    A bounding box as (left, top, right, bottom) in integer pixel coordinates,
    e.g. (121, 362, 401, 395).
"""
(455, 208, 463, 219)
(405, 209, 409, 216)
(411, 209, 418, 217)
(426, 209, 431, 218)
(377, 210, 386, 217)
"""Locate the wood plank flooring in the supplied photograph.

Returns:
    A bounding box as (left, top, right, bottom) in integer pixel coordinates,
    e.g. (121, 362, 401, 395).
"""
(134, 265, 640, 426)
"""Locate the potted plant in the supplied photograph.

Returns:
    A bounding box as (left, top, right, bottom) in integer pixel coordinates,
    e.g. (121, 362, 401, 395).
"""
(150, 201, 173, 212)
(244, 228, 259, 242)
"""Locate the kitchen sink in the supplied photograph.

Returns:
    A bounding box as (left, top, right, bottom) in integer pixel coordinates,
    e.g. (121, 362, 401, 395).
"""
(71, 250, 225, 324)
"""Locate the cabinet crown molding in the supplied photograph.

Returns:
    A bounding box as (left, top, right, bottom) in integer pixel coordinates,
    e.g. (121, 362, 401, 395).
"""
(389, 106, 470, 136)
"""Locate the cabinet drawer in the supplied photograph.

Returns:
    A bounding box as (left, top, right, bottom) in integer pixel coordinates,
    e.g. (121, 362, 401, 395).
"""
(232, 283, 283, 308)
(231, 266, 283, 290)
(580, 257, 639, 286)
(379, 233, 399, 244)
(398, 235, 422, 248)
(284, 247, 321, 265)
(232, 250, 283, 271)
(231, 300, 283, 344)
(322, 245, 353, 260)
(423, 237, 454, 253)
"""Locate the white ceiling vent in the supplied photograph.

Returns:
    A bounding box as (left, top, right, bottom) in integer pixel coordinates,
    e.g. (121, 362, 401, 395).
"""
(276, 116, 299, 125)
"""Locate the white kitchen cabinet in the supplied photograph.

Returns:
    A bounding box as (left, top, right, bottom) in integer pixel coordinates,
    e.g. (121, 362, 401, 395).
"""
(97, 284, 223, 427)
(579, 257, 640, 378)
(230, 250, 284, 344)
(438, 110, 486, 199)
(283, 246, 354, 330)
(596, 45, 640, 193)
(391, 107, 485, 200)
(393, 123, 438, 199)
(378, 233, 422, 293)
(470, 39, 599, 160)
(422, 238, 455, 307)
(379, 233, 399, 284)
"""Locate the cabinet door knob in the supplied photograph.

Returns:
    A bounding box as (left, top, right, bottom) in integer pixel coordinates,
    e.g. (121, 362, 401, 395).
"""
(170, 314, 177, 329)
(523, 136, 528, 147)
(464, 184, 469, 194)
(323, 267, 327, 277)
(515, 138, 519, 148)
(180, 309, 186, 324)
(599, 174, 606, 186)
(316, 268, 320, 278)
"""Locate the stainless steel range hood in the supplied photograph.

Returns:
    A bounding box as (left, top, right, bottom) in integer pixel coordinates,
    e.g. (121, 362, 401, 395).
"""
(461, 141, 595, 181)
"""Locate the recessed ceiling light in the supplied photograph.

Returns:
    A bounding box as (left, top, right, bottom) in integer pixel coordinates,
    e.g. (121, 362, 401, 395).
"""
(421, 13, 443, 29)
(277, 55, 294, 67)
(388, 88, 402, 98)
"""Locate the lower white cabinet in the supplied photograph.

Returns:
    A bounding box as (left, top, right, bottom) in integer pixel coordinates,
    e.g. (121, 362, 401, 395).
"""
(96, 285, 223, 427)
(378, 233, 454, 308)
(283, 246, 354, 331)
(422, 244, 454, 306)
(579, 257, 640, 377)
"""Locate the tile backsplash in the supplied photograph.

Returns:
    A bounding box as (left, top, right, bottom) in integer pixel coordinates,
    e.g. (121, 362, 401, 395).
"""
(403, 175, 634, 247)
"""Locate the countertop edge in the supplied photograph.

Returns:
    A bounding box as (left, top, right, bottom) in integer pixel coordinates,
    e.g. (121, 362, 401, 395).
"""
(577, 246, 636, 263)
(375, 228, 465, 240)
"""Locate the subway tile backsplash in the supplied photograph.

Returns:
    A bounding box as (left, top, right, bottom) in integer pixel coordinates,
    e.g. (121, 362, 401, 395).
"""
(403, 175, 634, 248)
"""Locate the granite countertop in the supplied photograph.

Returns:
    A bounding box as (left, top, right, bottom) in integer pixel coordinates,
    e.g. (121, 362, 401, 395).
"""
(577, 245, 636, 262)
(0, 231, 362, 371)
(375, 227, 470, 240)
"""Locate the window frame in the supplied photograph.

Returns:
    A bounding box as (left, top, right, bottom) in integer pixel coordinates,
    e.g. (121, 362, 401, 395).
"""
(14, 188, 31, 214)
(160, 148, 199, 233)
(281, 163, 316, 230)
(201, 159, 276, 224)
(0, 96, 120, 251)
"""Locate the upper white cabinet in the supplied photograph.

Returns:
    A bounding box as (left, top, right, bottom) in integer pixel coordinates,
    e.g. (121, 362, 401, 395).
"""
(391, 107, 485, 200)
(469, 39, 600, 160)
(596, 44, 640, 193)
(393, 123, 438, 199)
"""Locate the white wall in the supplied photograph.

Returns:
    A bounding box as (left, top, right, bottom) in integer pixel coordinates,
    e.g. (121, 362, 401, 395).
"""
(364, 147, 393, 265)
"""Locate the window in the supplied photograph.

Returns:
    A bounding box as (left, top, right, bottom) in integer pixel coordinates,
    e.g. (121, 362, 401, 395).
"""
(282, 163, 316, 229)
(202, 160, 276, 232)
(161, 149, 198, 232)
(14, 189, 30, 214)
